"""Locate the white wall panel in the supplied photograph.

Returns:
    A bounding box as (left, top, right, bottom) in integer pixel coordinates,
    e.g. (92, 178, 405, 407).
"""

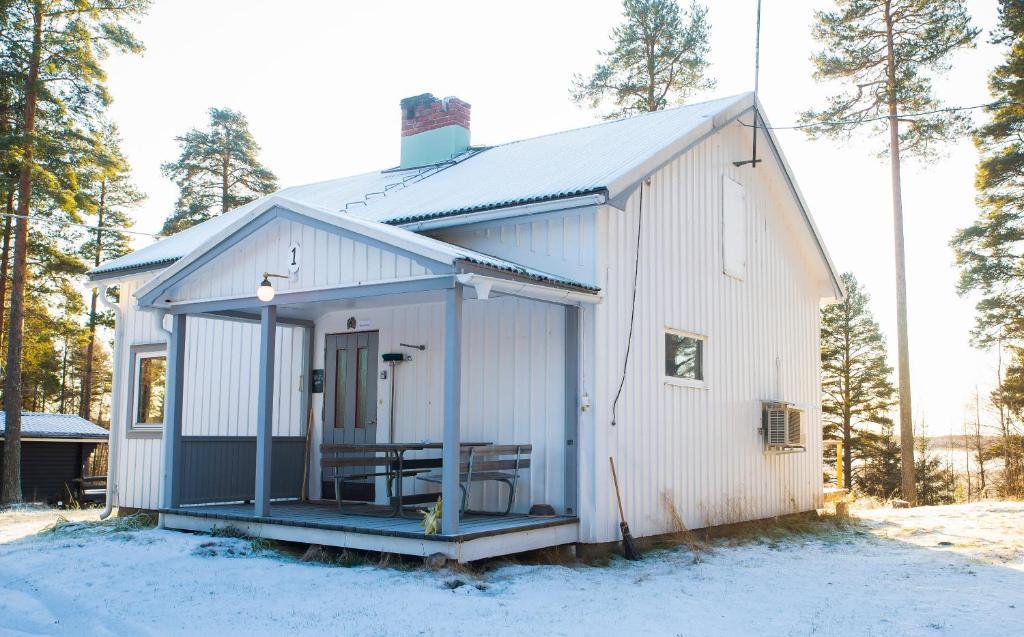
(311, 295, 567, 513)
(582, 120, 825, 543)
(112, 276, 305, 510)
(428, 207, 597, 287)
(168, 216, 435, 303)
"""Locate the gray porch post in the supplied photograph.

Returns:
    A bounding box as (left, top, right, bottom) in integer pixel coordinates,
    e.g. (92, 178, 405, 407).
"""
(441, 283, 463, 534)
(161, 313, 187, 510)
(564, 305, 580, 517)
(255, 305, 277, 517)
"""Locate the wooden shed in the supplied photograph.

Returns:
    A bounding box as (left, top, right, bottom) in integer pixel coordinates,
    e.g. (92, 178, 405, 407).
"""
(0, 412, 108, 504)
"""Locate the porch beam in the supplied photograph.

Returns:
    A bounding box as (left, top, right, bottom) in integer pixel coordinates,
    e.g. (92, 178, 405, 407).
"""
(255, 305, 277, 517)
(441, 283, 463, 534)
(160, 275, 455, 316)
(160, 313, 187, 509)
(202, 309, 313, 328)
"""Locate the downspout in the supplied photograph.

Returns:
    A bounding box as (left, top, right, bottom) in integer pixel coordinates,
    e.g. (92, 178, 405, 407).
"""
(150, 308, 171, 528)
(96, 285, 122, 520)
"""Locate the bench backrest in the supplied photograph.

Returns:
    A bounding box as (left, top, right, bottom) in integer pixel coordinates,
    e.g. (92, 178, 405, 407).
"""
(461, 444, 531, 474)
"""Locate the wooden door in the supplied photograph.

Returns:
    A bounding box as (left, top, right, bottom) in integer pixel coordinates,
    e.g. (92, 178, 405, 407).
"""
(323, 331, 379, 499)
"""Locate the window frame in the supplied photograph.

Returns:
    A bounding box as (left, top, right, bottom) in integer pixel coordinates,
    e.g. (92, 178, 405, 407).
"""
(125, 343, 168, 436)
(663, 328, 707, 389)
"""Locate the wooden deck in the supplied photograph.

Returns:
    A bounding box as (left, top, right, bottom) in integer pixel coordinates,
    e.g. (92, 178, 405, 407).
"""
(159, 501, 579, 562)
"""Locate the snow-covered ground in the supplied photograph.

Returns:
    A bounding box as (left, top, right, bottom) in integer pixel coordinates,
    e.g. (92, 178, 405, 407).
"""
(1, 502, 1022, 636)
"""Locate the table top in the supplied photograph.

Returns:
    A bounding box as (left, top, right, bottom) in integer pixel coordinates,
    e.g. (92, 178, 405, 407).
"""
(321, 441, 491, 453)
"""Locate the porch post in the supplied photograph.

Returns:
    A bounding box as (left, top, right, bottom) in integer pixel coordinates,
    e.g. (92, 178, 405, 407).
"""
(161, 313, 187, 510)
(441, 283, 463, 534)
(564, 305, 580, 517)
(255, 305, 277, 517)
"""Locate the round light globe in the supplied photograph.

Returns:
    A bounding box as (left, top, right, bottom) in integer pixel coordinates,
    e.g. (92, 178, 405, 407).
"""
(256, 282, 275, 302)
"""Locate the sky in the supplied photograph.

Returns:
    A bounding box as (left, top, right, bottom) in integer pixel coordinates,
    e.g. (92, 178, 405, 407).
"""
(102, 0, 1004, 436)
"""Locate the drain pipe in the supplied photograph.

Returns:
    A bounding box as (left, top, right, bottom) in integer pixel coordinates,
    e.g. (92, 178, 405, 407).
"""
(97, 285, 123, 520)
(150, 309, 172, 528)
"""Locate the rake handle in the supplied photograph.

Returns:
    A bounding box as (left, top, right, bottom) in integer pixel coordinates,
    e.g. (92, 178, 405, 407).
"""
(609, 457, 626, 524)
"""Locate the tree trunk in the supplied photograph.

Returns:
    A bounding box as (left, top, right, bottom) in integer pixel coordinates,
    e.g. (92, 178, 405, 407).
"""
(221, 154, 229, 213)
(80, 180, 105, 421)
(58, 337, 69, 412)
(0, 193, 13, 357)
(974, 388, 986, 492)
(843, 415, 853, 491)
(884, 0, 916, 506)
(1, 2, 42, 505)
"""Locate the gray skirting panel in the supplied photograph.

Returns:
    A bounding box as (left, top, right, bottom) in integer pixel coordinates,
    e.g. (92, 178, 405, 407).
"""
(179, 436, 306, 505)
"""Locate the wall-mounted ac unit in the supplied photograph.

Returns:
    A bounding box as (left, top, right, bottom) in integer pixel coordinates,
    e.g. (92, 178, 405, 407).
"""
(761, 401, 805, 451)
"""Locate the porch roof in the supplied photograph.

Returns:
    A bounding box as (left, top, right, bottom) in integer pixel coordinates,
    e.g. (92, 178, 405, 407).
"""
(129, 197, 599, 312)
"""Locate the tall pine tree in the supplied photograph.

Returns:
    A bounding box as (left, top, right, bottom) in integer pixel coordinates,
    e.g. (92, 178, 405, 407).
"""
(161, 108, 277, 234)
(821, 272, 897, 490)
(802, 0, 978, 505)
(571, 0, 714, 119)
(951, 0, 1024, 499)
(0, 0, 149, 505)
(78, 123, 142, 422)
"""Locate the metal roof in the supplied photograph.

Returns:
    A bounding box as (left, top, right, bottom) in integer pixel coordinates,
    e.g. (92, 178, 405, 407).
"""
(89, 92, 840, 297)
(0, 412, 109, 440)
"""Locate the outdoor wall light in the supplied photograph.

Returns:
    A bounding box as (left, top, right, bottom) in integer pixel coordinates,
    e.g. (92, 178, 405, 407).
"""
(257, 272, 289, 302)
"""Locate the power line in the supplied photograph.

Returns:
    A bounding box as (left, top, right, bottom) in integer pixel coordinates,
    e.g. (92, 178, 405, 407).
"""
(742, 100, 1016, 131)
(0, 210, 162, 239)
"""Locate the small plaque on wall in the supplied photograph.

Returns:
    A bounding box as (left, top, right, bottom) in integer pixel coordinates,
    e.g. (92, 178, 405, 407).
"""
(311, 369, 324, 394)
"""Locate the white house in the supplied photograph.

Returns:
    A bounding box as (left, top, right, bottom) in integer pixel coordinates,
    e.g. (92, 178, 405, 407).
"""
(89, 92, 842, 562)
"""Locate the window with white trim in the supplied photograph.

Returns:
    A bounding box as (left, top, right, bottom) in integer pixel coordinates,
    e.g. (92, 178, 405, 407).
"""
(132, 349, 166, 428)
(664, 330, 704, 385)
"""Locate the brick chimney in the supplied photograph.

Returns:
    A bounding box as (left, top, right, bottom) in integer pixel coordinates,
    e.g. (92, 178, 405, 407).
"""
(399, 93, 471, 169)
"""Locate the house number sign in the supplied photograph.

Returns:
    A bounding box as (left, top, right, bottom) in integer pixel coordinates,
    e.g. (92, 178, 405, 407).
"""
(287, 242, 300, 273)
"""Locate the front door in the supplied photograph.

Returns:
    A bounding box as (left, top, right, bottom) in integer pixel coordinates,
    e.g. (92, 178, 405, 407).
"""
(323, 331, 379, 500)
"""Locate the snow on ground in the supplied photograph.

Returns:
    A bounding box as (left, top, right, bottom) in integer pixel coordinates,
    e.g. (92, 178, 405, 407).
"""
(1, 503, 1022, 637)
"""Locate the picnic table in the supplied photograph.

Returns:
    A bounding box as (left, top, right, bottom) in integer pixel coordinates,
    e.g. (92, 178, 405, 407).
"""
(320, 441, 490, 517)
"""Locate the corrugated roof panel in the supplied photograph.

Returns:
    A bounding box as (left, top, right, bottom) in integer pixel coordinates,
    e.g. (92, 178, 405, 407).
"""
(0, 412, 109, 440)
(90, 95, 750, 280)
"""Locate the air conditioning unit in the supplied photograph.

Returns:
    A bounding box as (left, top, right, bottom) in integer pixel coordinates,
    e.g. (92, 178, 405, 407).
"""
(761, 401, 805, 451)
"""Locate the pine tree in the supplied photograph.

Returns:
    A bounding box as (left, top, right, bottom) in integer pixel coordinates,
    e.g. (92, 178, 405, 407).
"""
(952, 0, 1024, 347)
(0, 0, 149, 506)
(914, 421, 956, 505)
(571, 0, 714, 119)
(821, 272, 897, 490)
(803, 0, 978, 506)
(161, 108, 277, 234)
(78, 123, 142, 422)
(856, 423, 902, 499)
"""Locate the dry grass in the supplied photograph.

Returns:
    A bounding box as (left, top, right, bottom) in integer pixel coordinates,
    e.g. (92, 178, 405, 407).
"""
(41, 511, 155, 536)
(659, 491, 711, 561)
(710, 509, 857, 547)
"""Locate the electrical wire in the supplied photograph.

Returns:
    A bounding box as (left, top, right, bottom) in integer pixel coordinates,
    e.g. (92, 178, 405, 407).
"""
(0, 210, 162, 239)
(610, 180, 644, 427)
(742, 100, 1017, 131)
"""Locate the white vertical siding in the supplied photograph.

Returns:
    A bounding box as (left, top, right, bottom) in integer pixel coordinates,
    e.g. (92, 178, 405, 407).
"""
(112, 276, 304, 510)
(581, 120, 825, 543)
(169, 216, 436, 303)
(428, 207, 598, 287)
(310, 295, 567, 513)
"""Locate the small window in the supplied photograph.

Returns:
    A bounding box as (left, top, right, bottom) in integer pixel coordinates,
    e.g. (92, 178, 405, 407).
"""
(134, 351, 167, 427)
(665, 330, 704, 384)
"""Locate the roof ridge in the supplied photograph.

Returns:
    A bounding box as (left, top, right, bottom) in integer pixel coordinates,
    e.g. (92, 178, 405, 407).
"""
(479, 93, 750, 151)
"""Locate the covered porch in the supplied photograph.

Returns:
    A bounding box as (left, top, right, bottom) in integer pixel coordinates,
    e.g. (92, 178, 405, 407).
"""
(137, 198, 598, 561)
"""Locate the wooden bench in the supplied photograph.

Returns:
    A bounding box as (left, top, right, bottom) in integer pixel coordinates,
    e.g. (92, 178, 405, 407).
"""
(417, 444, 531, 515)
(70, 476, 107, 505)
